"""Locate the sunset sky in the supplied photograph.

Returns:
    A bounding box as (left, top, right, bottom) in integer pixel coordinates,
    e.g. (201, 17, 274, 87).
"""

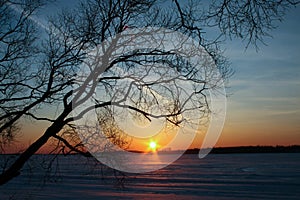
(5, 1, 300, 153)
(217, 6, 300, 147)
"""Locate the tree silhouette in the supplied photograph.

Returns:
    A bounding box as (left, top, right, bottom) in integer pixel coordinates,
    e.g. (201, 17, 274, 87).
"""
(0, 0, 298, 185)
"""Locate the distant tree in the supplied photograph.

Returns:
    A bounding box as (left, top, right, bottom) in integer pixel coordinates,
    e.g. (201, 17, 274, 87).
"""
(0, 0, 298, 185)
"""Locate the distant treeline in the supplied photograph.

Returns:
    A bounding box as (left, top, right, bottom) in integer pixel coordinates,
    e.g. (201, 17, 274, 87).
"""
(185, 145, 300, 154)
(3, 145, 300, 155)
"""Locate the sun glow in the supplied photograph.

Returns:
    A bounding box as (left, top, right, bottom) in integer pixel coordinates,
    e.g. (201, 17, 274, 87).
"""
(149, 141, 157, 152)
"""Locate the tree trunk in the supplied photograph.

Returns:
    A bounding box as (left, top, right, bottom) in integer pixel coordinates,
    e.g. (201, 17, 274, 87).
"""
(0, 109, 70, 185)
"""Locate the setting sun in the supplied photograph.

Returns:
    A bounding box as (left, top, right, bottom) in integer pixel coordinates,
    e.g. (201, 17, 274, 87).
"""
(149, 141, 157, 151)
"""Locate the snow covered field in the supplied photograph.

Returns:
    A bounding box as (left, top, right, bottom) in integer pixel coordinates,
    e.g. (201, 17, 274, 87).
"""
(1, 153, 300, 199)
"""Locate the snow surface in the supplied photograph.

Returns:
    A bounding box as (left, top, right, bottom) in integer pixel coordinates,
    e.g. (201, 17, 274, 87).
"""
(1, 153, 300, 199)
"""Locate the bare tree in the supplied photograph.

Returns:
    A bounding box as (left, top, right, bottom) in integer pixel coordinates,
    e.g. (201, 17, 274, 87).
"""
(0, 0, 298, 185)
(0, 0, 44, 150)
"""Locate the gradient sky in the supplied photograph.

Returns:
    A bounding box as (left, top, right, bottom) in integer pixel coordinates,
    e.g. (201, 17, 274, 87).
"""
(216, 5, 300, 147)
(6, 1, 300, 152)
